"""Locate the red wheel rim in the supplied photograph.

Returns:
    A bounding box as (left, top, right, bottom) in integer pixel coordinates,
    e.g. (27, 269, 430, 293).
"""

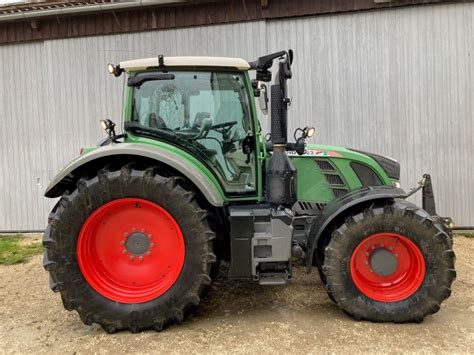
(350, 233, 425, 302)
(77, 198, 185, 304)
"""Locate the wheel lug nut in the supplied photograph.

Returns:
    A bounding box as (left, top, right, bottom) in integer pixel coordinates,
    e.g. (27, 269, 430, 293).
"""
(389, 246, 393, 251)
(364, 261, 368, 265)
(139, 256, 143, 261)
(381, 243, 384, 248)
(130, 255, 135, 260)
(150, 243, 155, 248)
(124, 232, 129, 237)
(148, 234, 152, 240)
(120, 240, 125, 245)
(146, 251, 151, 256)
(122, 249, 127, 254)
(141, 228, 145, 233)
(365, 252, 369, 256)
(132, 228, 136, 232)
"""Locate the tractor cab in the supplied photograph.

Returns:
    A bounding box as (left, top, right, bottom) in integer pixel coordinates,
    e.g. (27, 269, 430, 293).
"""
(115, 56, 261, 197)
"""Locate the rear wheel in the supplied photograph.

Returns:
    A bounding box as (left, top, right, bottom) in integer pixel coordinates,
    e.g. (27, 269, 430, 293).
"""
(43, 165, 216, 333)
(322, 200, 455, 322)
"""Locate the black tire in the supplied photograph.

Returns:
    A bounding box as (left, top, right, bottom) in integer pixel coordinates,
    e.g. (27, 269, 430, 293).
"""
(321, 200, 456, 323)
(43, 165, 216, 333)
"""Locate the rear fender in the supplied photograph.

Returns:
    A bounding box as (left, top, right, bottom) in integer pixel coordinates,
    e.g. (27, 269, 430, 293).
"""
(306, 186, 407, 270)
(45, 143, 225, 206)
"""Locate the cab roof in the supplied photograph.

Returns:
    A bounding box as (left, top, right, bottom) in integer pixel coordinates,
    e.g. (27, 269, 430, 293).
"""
(119, 56, 251, 72)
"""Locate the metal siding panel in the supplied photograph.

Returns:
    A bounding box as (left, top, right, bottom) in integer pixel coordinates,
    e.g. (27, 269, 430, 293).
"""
(0, 45, 7, 229)
(0, 4, 473, 230)
(267, 3, 474, 225)
(0, 21, 267, 230)
(0, 41, 53, 230)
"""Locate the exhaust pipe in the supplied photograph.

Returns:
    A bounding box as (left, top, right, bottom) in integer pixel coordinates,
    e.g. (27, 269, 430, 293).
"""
(265, 51, 297, 206)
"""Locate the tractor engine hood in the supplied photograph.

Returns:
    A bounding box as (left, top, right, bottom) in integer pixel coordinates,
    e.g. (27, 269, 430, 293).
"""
(290, 143, 400, 180)
(288, 144, 400, 203)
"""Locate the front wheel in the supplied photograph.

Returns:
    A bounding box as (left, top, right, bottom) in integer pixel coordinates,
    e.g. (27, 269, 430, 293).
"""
(43, 165, 216, 333)
(322, 200, 456, 323)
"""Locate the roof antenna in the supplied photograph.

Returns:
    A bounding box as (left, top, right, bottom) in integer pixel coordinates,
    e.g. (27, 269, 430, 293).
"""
(158, 54, 165, 66)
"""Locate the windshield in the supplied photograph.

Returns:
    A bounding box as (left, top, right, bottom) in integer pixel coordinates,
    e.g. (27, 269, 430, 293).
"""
(130, 70, 256, 194)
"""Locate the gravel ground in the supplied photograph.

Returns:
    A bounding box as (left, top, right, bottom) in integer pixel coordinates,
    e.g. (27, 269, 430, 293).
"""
(0, 236, 473, 354)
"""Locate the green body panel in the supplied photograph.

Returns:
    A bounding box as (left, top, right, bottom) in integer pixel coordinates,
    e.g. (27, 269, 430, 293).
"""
(82, 140, 225, 199)
(288, 144, 395, 203)
(81, 139, 395, 206)
(80, 69, 395, 207)
(124, 134, 225, 199)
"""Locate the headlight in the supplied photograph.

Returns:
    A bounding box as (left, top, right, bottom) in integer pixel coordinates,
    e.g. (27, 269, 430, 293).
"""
(100, 119, 109, 130)
(106, 63, 123, 77)
(107, 63, 116, 75)
(304, 126, 316, 138)
(100, 119, 116, 136)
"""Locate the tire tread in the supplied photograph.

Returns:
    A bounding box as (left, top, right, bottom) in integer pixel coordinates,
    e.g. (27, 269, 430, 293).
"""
(321, 199, 455, 323)
(43, 165, 216, 332)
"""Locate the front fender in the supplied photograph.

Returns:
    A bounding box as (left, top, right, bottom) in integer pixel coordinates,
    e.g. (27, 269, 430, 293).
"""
(45, 143, 225, 206)
(306, 186, 407, 270)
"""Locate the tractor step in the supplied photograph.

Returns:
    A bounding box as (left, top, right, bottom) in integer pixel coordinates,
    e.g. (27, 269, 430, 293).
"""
(257, 271, 288, 286)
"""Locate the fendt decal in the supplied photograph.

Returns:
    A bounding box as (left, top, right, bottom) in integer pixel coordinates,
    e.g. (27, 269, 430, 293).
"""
(287, 149, 343, 157)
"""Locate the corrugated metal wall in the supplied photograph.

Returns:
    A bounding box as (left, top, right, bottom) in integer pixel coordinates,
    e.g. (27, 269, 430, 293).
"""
(0, 3, 472, 230)
(266, 4, 474, 225)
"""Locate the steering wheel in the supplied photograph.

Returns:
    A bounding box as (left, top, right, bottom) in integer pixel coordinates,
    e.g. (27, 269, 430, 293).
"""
(211, 121, 238, 131)
(176, 118, 213, 140)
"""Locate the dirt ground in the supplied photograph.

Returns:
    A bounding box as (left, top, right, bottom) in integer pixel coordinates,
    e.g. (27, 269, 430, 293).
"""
(0, 236, 473, 354)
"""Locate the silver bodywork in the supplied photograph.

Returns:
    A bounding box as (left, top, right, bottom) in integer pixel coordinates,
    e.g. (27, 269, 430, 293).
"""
(120, 56, 250, 72)
(44, 143, 225, 206)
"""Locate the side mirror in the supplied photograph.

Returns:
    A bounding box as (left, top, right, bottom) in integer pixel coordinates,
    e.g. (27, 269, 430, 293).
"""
(257, 82, 268, 115)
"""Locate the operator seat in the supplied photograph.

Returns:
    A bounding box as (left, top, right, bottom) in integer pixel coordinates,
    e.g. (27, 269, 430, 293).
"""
(192, 112, 212, 139)
(149, 113, 168, 129)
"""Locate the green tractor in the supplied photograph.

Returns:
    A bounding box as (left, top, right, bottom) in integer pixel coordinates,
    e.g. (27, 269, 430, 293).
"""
(43, 51, 455, 333)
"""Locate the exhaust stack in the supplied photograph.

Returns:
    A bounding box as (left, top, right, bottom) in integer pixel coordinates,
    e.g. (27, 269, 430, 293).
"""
(263, 51, 297, 206)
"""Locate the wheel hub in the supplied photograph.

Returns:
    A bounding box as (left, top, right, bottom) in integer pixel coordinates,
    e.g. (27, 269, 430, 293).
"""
(125, 232, 151, 256)
(369, 248, 398, 276)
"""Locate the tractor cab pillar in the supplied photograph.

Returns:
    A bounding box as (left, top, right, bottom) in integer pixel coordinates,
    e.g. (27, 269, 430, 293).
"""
(228, 51, 297, 283)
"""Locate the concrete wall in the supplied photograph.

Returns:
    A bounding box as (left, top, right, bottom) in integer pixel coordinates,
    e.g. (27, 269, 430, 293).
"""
(0, 3, 472, 230)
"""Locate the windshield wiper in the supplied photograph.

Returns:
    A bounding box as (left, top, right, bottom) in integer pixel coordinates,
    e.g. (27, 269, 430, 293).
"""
(125, 121, 179, 140)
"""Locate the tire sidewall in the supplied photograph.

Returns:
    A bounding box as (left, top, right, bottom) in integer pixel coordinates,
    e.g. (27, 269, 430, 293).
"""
(52, 170, 210, 326)
(323, 201, 454, 321)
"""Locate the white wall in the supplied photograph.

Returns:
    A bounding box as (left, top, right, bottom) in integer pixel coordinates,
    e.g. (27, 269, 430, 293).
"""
(0, 3, 472, 230)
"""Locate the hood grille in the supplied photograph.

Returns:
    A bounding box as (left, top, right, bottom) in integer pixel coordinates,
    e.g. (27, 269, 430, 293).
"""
(315, 159, 335, 171)
(324, 173, 344, 185)
(294, 201, 326, 215)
